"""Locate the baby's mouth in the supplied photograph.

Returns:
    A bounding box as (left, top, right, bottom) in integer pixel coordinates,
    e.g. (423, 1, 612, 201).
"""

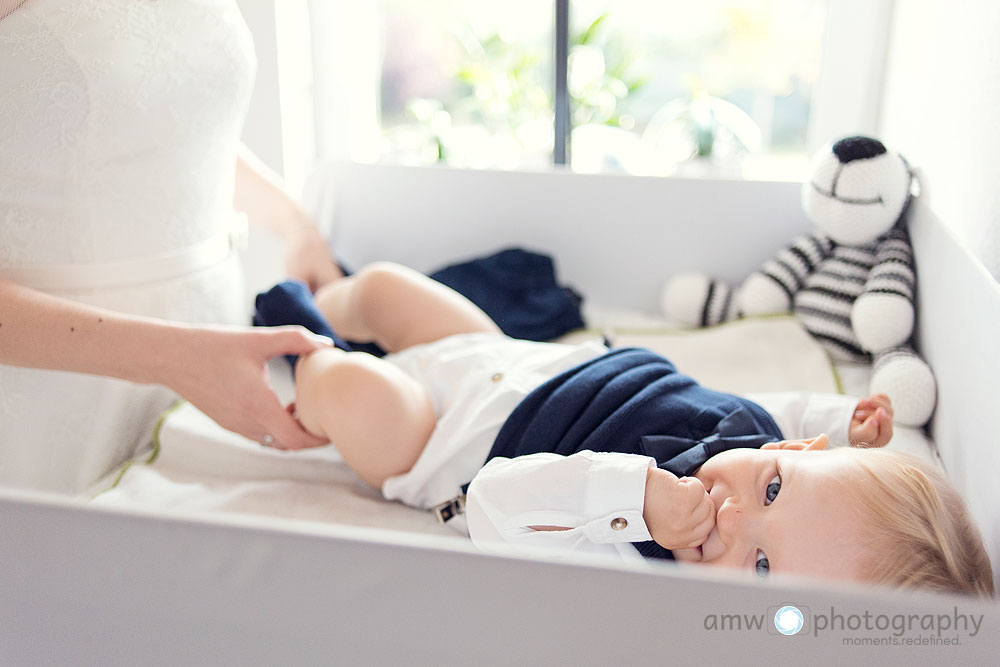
(699, 488, 722, 562)
(699, 526, 718, 563)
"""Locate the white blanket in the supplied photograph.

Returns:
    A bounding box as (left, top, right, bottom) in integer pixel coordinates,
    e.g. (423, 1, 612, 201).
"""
(564, 315, 840, 395)
(93, 316, 934, 533)
(93, 402, 460, 537)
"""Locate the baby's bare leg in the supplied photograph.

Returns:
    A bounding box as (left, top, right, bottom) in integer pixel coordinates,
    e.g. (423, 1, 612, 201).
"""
(313, 261, 501, 353)
(294, 347, 435, 488)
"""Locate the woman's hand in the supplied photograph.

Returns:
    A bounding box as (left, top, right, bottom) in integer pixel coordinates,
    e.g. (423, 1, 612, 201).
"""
(161, 324, 333, 450)
(849, 393, 894, 448)
(642, 467, 716, 551)
(284, 218, 343, 292)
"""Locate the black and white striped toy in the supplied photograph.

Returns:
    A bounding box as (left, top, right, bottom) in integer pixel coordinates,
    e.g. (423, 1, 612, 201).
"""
(662, 136, 936, 426)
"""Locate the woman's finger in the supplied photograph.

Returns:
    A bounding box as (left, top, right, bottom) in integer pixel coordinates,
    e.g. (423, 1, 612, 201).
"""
(259, 404, 328, 450)
(260, 327, 333, 358)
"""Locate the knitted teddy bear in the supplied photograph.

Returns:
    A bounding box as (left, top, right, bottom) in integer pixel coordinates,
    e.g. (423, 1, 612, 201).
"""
(662, 136, 936, 426)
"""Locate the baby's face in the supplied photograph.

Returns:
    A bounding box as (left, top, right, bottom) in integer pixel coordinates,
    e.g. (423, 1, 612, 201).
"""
(675, 447, 868, 584)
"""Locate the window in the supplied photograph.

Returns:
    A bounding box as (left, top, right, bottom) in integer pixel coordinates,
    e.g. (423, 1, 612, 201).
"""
(376, 0, 555, 170)
(565, 0, 826, 178)
(274, 1, 887, 184)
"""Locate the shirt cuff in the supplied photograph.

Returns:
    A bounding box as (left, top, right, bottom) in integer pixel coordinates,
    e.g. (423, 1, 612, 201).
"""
(801, 394, 856, 447)
(580, 453, 655, 544)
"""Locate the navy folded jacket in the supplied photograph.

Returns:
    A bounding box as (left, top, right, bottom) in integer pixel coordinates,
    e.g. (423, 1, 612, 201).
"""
(428, 248, 584, 342)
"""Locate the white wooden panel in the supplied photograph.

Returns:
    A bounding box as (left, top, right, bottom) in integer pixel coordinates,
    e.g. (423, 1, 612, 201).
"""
(910, 199, 1000, 584)
(1, 491, 996, 665)
(316, 163, 809, 313)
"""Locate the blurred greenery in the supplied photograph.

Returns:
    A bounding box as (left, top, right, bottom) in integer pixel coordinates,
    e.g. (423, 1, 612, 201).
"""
(406, 11, 649, 161)
(388, 2, 820, 171)
(569, 12, 649, 128)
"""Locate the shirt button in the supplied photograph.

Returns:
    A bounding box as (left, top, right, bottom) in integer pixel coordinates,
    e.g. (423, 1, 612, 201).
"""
(610, 517, 628, 531)
(491, 372, 504, 382)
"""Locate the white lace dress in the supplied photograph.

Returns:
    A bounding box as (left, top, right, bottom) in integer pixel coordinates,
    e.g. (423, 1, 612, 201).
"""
(0, 0, 256, 494)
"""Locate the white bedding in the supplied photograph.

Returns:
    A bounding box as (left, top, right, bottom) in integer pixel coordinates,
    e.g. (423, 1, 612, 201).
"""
(93, 315, 937, 535)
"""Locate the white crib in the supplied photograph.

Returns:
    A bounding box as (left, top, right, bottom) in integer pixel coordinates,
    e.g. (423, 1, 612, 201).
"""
(2, 164, 997, 664)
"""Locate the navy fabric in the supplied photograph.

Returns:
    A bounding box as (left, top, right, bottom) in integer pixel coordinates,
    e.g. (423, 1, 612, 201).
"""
(483, 347, 784, 560)
(429, 248, 584, 342)
(252, 280, 354, 367)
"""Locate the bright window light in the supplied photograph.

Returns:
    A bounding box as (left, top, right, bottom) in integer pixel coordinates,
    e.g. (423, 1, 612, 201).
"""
(276, 0, 886, 182)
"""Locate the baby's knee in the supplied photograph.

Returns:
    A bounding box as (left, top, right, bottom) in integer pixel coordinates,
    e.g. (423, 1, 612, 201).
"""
(294, 349, 436, 484)
(294, 346, 343, 391)
(298, 349, 431, 421)
(352, 262, 422, 302)
(296, 349, 382, 404)
(293, 348, 346, 433)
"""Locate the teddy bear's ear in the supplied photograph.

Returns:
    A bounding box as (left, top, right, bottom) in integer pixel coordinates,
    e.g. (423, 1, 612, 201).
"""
(801, 136, 911, 246)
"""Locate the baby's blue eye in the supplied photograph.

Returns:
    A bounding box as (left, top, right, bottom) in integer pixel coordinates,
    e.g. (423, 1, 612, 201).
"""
(764, 473, 781, 505)
(756, 550, 770, 578)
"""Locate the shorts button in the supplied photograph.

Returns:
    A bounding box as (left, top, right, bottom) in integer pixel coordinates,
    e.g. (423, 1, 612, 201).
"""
(610, 517, 628, 531)
(491, 372, 504, 382)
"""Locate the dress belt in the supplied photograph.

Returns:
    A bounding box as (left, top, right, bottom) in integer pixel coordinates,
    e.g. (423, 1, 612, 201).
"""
(0, 213, 249, 291)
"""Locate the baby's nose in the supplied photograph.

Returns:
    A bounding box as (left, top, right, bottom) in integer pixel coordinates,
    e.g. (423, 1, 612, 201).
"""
(715, 496, 756, 542)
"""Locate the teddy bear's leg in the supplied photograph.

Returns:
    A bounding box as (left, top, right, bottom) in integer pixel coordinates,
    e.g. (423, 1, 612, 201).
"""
(870, 345, 936, 427)
(661, 273, 738, 327)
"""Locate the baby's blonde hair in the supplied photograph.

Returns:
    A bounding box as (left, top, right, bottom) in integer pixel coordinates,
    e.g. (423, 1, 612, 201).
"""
(833, 448, 994, 598)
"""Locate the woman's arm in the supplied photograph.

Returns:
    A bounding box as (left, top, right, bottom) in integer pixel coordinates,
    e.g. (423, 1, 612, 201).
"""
(1, 0, 29, 21)
(0, 278, 330, 449)
(234, 144, 342, 291)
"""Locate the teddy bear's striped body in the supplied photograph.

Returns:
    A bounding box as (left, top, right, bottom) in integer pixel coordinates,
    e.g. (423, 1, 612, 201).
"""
(762, 227, 916, 362)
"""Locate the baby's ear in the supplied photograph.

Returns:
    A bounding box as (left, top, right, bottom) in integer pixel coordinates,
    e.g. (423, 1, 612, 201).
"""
(760, 434, 830, 451)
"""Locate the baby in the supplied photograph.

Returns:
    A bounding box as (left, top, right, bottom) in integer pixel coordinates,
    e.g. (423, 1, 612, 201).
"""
(281, 262, 992, 598)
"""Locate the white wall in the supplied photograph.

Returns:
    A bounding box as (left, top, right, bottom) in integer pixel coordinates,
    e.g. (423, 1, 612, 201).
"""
(235, 0, 284, 173)
(806, 0, 893, 152)
(234, 0, 291, 296)
(878, 1, 1000, 281)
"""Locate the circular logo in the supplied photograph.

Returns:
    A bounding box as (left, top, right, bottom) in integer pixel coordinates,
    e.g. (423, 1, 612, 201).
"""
(773, 605, 804, 636)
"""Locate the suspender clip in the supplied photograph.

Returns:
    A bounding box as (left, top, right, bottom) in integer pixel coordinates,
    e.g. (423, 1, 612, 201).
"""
(432, 494, 466, 523)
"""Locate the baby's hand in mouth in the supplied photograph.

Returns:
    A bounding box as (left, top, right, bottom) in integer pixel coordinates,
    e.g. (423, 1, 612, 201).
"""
(643, 468, 716, 552)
